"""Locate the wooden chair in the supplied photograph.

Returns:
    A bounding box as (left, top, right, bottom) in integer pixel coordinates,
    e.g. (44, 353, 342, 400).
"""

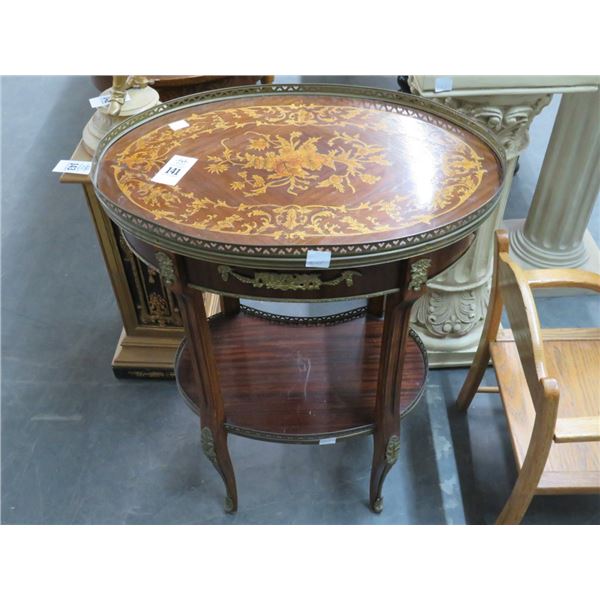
(456, 230, 600, 524)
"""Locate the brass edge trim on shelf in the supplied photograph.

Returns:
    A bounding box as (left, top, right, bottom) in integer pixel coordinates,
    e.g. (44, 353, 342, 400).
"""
(173, 341, 201, 417)
(223, 424, 375, 444)
(239, 305, 368, 326)
(398, 328, 429, 421)
(91, 83, 506, 269)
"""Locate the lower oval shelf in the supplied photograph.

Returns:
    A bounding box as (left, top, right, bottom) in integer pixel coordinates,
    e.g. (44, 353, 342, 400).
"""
(175, 309, 428, 443)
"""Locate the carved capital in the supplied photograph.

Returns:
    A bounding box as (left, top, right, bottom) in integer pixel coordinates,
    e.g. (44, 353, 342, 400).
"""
(438, 96, 551, 159)
(407, 80, 551, 159)
(411, 279, 491, 338)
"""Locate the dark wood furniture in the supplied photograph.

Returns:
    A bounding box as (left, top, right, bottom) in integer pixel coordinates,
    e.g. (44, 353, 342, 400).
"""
(62, 78, 273, 378)
(457, 231, 600, 524)
(91, 83, 504, 512)
(91, 75, 274, 102)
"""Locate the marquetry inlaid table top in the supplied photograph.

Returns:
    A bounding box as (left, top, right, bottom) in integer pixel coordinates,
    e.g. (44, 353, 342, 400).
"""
(92, 84, 505, 267)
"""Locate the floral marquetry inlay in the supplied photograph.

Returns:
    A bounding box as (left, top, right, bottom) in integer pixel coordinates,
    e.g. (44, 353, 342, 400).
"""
(95, 90, 503, 255)
(206, 130, 390, 197)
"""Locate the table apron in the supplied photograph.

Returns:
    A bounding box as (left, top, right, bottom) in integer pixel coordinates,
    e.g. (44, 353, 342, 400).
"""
(123, 229, 474, 302)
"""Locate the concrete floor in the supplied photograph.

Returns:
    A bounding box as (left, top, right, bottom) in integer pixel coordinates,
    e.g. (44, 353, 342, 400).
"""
(1, 76, 599, 524)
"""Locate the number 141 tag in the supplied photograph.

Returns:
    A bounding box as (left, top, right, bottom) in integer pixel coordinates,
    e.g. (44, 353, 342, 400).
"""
(151, 155, 198, 186)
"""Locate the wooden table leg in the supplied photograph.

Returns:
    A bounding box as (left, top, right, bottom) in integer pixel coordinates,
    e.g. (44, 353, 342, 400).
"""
(369, 291, 413, 512)
(370, 261, 427, 513)
(170, 255, 238, 513)
(220, 295, 241, 316)
(367, 295, 385, 318)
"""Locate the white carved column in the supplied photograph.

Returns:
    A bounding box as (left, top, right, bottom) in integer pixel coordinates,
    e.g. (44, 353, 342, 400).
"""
(408, 92, 552, 366)
(508, 90, 600, 271)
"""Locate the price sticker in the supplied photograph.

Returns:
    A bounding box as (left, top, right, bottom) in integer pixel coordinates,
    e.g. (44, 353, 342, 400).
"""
(319, 438, 337, 445)
(151, 155, 198, 186)
(89, 92, 131, 108)
(434, 77, 453, 93)
(52, 160, 92, 175)
(169, 119, 190, 131)
(305, 250, 331, 269)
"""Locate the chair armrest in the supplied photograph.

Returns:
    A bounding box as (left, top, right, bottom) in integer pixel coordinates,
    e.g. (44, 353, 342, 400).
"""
(527, 268, 600, 293)
(554, 416, 600, 443)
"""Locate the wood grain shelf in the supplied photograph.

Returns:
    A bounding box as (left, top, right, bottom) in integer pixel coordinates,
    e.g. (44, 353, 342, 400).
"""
(176, 310, 428, 443)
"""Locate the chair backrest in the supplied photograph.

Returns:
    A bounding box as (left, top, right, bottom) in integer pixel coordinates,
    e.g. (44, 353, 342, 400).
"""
(496, 244, 552, 413)
(491, 230, 600, 415)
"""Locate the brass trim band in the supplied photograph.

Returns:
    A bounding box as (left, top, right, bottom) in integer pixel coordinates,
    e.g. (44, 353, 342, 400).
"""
(217, 265, 361, 291)
(91, 83, 506, 270)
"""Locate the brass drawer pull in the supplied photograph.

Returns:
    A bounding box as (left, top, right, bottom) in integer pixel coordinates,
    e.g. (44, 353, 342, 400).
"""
(217, 266, 361, 291)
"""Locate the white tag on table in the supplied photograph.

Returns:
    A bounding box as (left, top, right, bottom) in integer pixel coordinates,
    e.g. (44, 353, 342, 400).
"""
(89, 92, 131, 109)
(168, 119, 190, 131)
(305, 250, 331, 268)
(52, 160, 92, 175)
(151, 155, 198, 186)
(319, 438, 336, 445)
(434, 77, 453, 93)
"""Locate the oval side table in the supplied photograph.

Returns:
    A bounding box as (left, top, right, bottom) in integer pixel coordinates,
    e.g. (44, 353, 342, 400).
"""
(91, 84, 504, 513)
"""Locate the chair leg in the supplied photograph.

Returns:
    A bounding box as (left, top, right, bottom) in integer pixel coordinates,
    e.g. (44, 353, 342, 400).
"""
(456, 342, 491, 411)
(496, 407, 555, 524)
(457, 231, 507, 411)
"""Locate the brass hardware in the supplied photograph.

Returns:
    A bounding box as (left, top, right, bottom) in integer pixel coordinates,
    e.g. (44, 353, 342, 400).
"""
(477, 386, 500, 393)
(201, 427, 217, 466)
(224, 496, 234, 513)
(385, 435, 401, 465)
(156, 251, 176, 287)
(373, 497, 384, 513)
(408, 258, 431, 291)
(218, 265, 361, 291)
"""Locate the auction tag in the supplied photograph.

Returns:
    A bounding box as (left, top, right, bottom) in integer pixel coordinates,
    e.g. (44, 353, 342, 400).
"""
(169, 119, 190, 131)
(89, 92, 131, 108)
(319, 438, 337, 445)
(151, 155, 198, 186)
(305, 250, 331, 268)
(434, 77, 453, 93)
(52, 160, 92, 175)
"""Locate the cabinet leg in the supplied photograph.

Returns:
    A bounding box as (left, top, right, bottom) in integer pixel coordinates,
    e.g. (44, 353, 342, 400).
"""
(201, 424, 238, 513)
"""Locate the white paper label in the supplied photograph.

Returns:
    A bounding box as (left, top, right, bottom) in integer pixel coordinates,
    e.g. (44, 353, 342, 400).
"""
(151, 155, 198, 186)
(319, 438, 336, 445)
(434, 77, 453, 93)
(168, 119, 190, 131)
(89, 92, 131, 108)
(52, 160, 92, 175)
(305, 250, 331, 268)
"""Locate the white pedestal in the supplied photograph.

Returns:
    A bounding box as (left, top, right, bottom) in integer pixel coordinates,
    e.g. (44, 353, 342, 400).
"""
(408, 76, 600, 367)
(508, 91, 600, 279)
